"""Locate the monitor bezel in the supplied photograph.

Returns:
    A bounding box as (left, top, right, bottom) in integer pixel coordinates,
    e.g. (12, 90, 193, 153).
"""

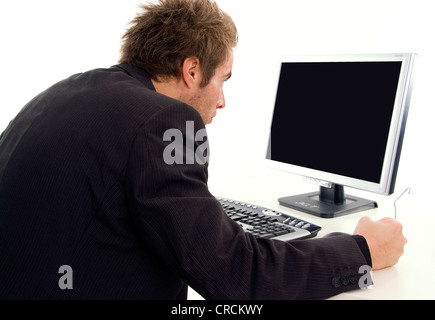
(264, 53, 416, 196)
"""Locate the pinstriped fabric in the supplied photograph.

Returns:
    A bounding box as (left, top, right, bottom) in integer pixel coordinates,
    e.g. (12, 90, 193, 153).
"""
(0, 63, 370, 299)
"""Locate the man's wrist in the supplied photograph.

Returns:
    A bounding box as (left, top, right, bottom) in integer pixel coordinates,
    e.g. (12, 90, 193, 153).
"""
(352, 235, 372, 267)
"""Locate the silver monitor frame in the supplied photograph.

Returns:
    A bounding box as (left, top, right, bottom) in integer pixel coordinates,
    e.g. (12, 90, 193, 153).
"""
(264, 53, 417, 217)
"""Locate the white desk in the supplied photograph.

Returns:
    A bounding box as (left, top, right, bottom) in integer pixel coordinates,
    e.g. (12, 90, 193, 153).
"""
(188, 164, 435, 300)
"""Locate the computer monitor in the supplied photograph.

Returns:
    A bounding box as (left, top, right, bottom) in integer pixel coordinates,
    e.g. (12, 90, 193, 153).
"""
(265, 53, 416, 218)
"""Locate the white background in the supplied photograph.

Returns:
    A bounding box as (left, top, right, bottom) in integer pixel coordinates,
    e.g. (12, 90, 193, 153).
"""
(1, 0, 434, 206)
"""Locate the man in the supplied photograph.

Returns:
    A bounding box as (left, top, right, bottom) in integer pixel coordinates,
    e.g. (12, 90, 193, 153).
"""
(0, 0, 406, 299)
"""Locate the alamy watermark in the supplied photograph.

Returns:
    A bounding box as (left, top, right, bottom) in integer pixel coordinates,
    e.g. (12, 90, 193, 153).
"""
(163, 121, 209, 165)
(359, 265, 374, 289)
(58, 265, 73, 290)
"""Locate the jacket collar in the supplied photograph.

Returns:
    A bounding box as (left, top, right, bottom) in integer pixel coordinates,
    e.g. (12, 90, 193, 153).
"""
(114, 63, 156, 91)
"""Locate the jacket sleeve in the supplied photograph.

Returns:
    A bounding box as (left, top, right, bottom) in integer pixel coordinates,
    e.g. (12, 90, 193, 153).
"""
(125, 103, 372, 300)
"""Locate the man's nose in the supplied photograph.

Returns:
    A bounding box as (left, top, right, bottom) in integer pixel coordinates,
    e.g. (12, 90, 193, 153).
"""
(217, 88, 225, 109)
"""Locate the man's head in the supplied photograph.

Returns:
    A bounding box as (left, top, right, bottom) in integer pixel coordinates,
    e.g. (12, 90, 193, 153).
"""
(119, 0, 238, 124)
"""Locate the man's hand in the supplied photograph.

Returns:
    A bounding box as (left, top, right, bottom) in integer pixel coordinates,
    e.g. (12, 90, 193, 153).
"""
(353, 216, 407, 271)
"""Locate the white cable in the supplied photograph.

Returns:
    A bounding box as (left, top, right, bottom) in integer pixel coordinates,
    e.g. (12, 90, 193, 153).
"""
(393, 187, 411, 219)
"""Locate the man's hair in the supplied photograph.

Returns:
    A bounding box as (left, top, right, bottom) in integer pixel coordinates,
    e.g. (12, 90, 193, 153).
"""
(119, 0, 238, 87)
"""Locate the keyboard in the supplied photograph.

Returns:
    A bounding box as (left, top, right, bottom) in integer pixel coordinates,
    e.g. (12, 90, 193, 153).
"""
(217, 197, 321, 241)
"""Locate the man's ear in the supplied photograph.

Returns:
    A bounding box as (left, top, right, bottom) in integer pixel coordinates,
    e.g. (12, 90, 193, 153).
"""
(181, 57, 201, 89)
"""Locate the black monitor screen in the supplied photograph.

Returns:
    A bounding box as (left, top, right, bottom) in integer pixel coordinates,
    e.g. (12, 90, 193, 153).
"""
(269, 61, 402, 184)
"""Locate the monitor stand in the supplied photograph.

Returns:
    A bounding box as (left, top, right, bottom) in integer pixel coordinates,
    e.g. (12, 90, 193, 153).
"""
(278, 184, 378, 218)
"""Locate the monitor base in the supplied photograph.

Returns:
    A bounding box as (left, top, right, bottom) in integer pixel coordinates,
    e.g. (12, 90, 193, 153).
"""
(278, 185, 378, 218)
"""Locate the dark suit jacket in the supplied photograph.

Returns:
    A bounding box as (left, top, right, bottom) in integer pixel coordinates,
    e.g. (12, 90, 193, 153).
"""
(0, 63, 371, 299)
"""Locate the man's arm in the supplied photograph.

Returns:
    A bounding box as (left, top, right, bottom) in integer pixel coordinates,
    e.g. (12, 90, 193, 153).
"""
(126, 103, 376, 300)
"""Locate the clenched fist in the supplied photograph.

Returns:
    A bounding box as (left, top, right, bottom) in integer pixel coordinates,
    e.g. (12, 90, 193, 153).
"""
(353, 216, 407, 271)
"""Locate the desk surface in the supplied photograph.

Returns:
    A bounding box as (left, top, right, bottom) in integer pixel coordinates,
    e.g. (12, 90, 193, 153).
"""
(188, 164, 435, 300)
